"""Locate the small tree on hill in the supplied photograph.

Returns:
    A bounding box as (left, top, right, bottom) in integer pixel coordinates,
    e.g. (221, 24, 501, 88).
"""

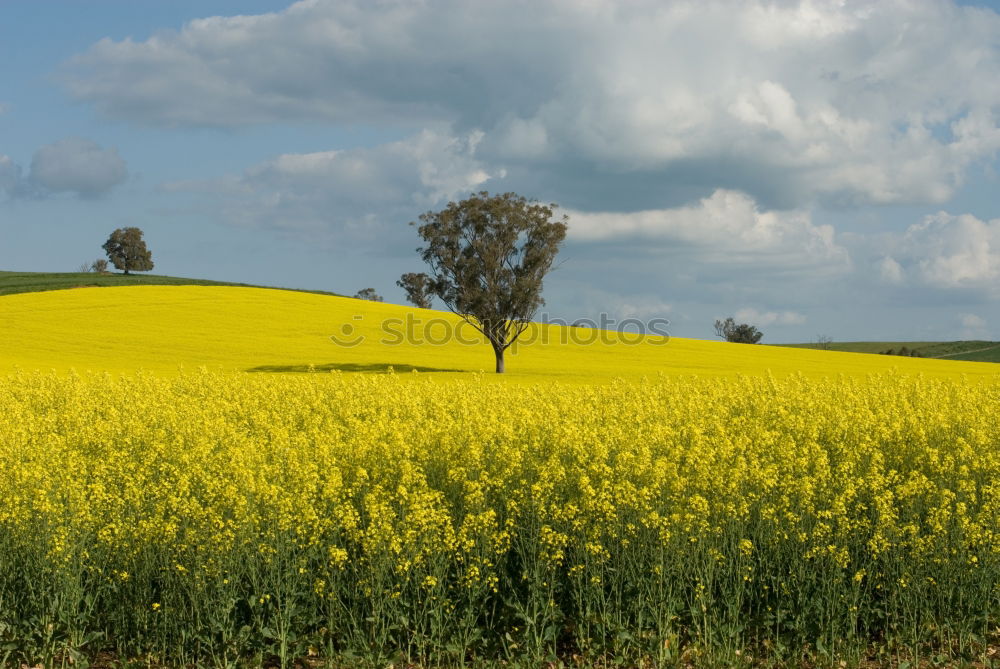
(396, 272, 433, 309)
(412, 191, 567, 373)
(91, 258, 109, 273)
(354, 288, 383, 302)
(102, 227, 153, 275)
(714, 317, 763, 344)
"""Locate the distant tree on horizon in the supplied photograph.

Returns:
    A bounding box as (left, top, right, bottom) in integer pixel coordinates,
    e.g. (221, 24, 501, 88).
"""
(714, 317, 763, 344)
(102, 227, 153, 275)
(881, 346, 923, 357)
(396, 272, 433, 309)
(354, 288, 383, 302)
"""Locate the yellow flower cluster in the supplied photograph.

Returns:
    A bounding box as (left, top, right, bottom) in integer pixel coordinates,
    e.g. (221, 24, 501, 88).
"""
(0, 368, 998, 664)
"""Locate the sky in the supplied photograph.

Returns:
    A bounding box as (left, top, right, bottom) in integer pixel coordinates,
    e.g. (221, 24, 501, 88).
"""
(2, 0, 1000, 343)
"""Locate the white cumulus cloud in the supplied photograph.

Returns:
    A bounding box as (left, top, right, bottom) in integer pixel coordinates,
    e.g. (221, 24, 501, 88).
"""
(29, 138, 127, 197)
(878, 256, 905, 284)
(2, 139, 127, 199)
(616, 298, 673, 321)
(568, 189, 850, 274)
(163, 129, 502, 234)
(896, 212, 1000, 292)
(961, 313, 986, 329)
(63, 0, 1000, 208)
(734, 307, 807, 327)
(959, 313, 989, 339)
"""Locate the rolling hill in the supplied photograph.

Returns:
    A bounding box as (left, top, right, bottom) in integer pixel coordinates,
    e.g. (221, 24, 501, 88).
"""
(0, 270, 342, 297)
(782, 340, 1000, 363)
(1, 282, 998, 381)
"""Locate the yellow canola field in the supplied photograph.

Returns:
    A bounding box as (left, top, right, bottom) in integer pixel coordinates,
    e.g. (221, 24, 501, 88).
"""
(2, 285, 1000, 663)
(0, 285, 997, 380)
(1, 370, 998, 665)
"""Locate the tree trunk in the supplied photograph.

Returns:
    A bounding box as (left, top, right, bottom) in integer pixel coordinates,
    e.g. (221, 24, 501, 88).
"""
(123, 269, 130, 275)
(493, 343, 505, 374)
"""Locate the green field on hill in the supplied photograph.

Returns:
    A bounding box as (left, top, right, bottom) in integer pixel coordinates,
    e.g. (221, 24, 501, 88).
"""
(781, 339, 1000, 363)
(0, 270, 341, 298)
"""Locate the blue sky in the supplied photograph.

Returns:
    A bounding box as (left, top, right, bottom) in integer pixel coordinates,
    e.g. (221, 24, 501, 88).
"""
(2, 0, 1000, 343)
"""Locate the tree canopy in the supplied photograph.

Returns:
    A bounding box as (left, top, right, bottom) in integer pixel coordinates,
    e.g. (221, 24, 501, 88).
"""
(396, 272, 434, 309)
(412, 191, 567, 373)
(714, 317, 763, 344)
(353, 288, 383, 302)
(102, 227, 153, 275)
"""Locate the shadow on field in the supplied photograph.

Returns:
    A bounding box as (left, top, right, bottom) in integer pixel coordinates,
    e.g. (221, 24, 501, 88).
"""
(245, 362, 469, 374)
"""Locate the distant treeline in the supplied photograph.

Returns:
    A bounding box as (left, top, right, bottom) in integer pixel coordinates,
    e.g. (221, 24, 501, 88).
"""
(880, 346, 925, 357)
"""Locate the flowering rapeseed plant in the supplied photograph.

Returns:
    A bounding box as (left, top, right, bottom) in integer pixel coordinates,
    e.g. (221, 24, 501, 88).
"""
(0, 369, 997, 665)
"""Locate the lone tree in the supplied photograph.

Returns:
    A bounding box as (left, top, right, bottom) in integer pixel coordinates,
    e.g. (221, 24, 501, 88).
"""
(102, 227, 153, 275)
(396, 272, 434, 309)
(714, 317, 763, 344)
(412, 191, 567, 373)
(353, 288, 383, 302)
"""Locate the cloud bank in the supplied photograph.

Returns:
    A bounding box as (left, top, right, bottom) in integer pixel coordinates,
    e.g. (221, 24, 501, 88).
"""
(734, 307, 807, 327)
(883, 212, 1000, 295)
(568, 189, 850, 275)
(2, 138, 127, 200)
(42, 0, 1000, 336)
(29, 138, 128, 198)
(164, 130, 501, 234)
(959, 313, 988, 339)
(64, 0, 1000, 209)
